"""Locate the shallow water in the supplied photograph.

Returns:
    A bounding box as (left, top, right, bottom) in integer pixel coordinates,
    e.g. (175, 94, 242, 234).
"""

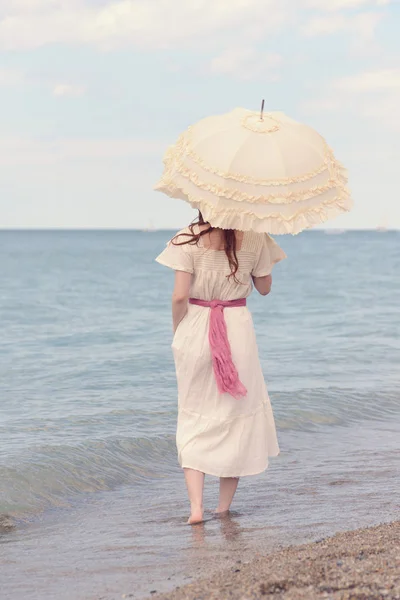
(1, 230, 399, 599)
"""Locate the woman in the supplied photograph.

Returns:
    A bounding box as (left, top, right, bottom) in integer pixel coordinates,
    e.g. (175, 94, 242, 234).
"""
(156, 212, 286, 524)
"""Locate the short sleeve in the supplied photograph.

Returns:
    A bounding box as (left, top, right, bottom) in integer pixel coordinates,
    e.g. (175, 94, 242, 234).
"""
(251, 233, 287, 277)
(155, 234, 194, 274)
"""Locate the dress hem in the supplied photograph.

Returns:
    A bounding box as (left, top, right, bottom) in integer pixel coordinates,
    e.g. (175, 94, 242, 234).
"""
(179, 452, 280, 478)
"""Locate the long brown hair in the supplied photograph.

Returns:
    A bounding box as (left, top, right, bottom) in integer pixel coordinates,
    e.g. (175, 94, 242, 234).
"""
(172, 211, 240, 281)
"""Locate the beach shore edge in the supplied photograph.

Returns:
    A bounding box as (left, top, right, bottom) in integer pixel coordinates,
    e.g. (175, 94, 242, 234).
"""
(145, 520, 400, 599)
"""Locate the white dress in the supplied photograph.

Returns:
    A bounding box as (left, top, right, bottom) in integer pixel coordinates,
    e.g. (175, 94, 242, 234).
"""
(156, 227, 286, 477)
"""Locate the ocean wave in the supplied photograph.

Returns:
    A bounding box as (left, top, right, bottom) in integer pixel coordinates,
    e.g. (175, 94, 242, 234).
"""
(0, 435, 177, 519)
(2, 386, 399, 521)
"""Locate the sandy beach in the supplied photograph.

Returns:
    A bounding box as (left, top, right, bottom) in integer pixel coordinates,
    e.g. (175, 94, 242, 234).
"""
(148, 521, 400, 600)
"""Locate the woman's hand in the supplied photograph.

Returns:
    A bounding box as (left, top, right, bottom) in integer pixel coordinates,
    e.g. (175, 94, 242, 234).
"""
(172, 271, 192, 333)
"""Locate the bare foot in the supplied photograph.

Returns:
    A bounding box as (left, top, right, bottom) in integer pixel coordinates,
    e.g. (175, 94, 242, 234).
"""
(214, 508, 230, 517)
(187, 506, 204, 525)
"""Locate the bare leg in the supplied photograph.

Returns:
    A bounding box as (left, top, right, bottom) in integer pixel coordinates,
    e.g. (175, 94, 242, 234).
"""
(216, 477, 239, 514)
(183, 468, 205, 524)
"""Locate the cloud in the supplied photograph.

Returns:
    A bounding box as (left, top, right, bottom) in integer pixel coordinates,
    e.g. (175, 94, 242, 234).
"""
(302, 11, 382, 39)
(0, 0, 390, 65)
(0, 137, 166, 167)
(210, 49, 283, 81)
(0, 69, 86, 97)
(0, 0, 59, 11)
(0, 0, 289, 51)
(303, 69, 400, 130)
(53, 83, 86, 97)
(0, 67, 86, 96)
(335, 69, 400, 91)
(0, 68, 24, 86)
(304, 0, 391, 10)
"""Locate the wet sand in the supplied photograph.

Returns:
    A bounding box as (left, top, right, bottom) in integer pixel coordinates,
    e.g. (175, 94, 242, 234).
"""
(148, 521, 400, 600)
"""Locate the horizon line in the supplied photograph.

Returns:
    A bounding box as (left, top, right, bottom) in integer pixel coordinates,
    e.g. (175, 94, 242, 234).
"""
(0, 227, 398, 232)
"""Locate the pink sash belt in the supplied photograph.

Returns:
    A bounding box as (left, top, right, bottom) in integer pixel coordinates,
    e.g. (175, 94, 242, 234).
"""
(189, 298, 247, 399)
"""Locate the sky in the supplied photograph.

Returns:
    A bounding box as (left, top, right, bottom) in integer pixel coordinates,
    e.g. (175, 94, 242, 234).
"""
(0, 0, 399, 231)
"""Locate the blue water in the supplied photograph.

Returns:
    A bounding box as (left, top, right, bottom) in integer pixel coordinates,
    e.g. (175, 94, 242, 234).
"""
(1, 230, 399, 600)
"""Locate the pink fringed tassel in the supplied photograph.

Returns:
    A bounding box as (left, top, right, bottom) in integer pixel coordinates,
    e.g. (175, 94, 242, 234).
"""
(189, 298, 247, 399)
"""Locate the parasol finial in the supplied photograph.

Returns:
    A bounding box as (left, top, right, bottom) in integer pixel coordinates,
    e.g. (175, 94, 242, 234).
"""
(260, 99, 265, 122)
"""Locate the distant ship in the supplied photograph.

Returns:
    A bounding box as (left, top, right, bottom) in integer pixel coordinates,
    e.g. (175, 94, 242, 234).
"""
(376, 224, 388, 232)
(142, 220, 157, 232)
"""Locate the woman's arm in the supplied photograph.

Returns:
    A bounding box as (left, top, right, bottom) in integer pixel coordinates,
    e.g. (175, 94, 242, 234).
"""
(252, 274, 272, 296)
(172, 270, 192, 333)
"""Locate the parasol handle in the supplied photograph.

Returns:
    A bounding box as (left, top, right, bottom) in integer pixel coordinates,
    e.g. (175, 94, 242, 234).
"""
(260, 99, 265, 122)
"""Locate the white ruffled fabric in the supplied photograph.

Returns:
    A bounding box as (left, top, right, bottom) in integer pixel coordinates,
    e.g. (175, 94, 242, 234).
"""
(155, 108, 353, 235)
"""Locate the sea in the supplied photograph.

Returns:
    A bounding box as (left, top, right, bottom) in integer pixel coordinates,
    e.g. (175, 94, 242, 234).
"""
(1, 229, 399, 600)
